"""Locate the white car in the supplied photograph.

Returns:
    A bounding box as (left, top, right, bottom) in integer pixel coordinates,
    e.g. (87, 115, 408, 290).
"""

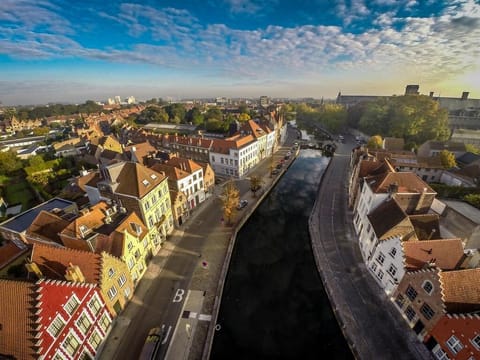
(237, 199, 248, 210)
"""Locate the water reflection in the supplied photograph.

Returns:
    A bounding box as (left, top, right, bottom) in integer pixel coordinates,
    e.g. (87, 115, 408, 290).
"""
(210, 150, 353, 360)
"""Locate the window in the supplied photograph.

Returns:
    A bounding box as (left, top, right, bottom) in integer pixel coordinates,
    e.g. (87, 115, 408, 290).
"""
(76, 312, 92, 334)
(88, 294, 102, 315)
(124, 287, 131, 298)
(447, 335, 463, 355)
(62, 330, 81, 356)
(422, 281, 434, 295)
(371, 263, 377, 272)
(376, 252, 385, 265)
(128, 257, 134, 270)
(387, 264, 397, 278)
(99, 313, 111, 333)
(389, 248, 397, 258)
(89, 329, 102, 348)
(108, 268, 115, 278)
(64, 295, 80, 315)
(433, 346, 450, 360)
(107, 285, 118, 300)
(420, 303, 435, 320)
(118, 274, 127, 287)
(404, 306, 416, 321)
(48, 314, 66, 337)
(395, 294, 405, 308)
(127, 242, 133, 251)
(406, 285, 418, 301)
(377, 270, 384, 280)
(471, 334, 480, 350)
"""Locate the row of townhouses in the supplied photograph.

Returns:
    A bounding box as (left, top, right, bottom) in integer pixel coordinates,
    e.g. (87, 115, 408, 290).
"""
(349, 146, 480, 360)
(0, 116, 287, 358)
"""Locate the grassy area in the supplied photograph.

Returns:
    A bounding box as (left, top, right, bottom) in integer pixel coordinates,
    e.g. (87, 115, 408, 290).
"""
(4, 179, 36, 211)
(0, 175, 9, 186)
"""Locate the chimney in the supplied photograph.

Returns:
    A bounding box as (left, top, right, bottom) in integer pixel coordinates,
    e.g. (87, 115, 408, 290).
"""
(415, 187, 428, 212)
(461, 91, 469, 100)
(65, 263, 86, 282)
(429, 92, 434, 97)
(132, 146, 136, 152)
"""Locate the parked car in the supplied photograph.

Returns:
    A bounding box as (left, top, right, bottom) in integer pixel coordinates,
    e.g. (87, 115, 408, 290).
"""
(237, 199, 248, 210)
(138, 326, 165, 360)
(276, 163, 282, 169)
(271, 169, 280, 175)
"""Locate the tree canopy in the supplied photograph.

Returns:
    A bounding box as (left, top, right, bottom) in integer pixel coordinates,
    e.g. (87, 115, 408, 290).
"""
(221, 181, 240, 225)
(0, 150, 23, 175)
(356, 95, 449, 146)
(439, 149, 457, 169)
(367, 135, 383, 149)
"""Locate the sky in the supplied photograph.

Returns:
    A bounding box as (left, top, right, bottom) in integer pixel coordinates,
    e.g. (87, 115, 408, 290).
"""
(0, 0, 480, 105)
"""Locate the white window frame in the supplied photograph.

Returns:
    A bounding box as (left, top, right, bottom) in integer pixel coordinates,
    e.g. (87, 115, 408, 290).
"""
(107, 285, 118, 300)
(76, 310, 93, 335)
(48, 314, 66, 337)
(446, 335, 463, 355)
(471, 334, 480, 350)
(64, 294, 80, 315)
(117, 274, 127, 288)
(62, 329, 82, 356)
(89, 328, 103, 349)
(88, 293, 102, 315)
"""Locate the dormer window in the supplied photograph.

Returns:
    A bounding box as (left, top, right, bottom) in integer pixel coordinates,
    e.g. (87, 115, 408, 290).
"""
(142, 179, 150, 187)
(150, 174, 157, 180)
(79, 225, 89, 238)
(130, 223, 142, 236)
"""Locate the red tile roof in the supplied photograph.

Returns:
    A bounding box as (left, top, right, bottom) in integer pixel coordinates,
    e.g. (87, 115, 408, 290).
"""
(0, 241, 29, 269)
(368, 172, 434, 194)
(31, 243, 102, 283)
(210, 135, 255, 154)
(403, 239, 464, 270)
(0, 279, 37, 359)
(26, 210, 71, 245)
(440, 268, 480, 313)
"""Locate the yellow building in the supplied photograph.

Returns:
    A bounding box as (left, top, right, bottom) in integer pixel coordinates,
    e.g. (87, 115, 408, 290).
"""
(85, 162, 174, 242)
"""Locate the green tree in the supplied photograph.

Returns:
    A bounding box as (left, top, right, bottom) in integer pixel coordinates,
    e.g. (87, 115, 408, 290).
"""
(221, 181, 239, 225)
(205, 107, 223, 121)
(238, 113, 251, 122)
(464, 194, 480, 209)
(185, 107, 204, 126)
(32, 127, 50, 136)
(439, 150, 457, 169)
(165, 103, 186, 123)
(0, 150, 23, 175)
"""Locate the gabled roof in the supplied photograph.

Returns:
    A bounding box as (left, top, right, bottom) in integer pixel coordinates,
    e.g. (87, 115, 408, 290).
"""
(165, 157, 202, 173)
(368, 172, 434, 194)
(0, 279, 37, 359)
(358, 159, 393, 178)
(124, 141, 157, 164)
(403, 239, 464, 270)
(60, 202, 107, 240)
(31, 243, 102, 283)
(26, 210, 71, 245)
(170, 135, 213, 149)
(210, 135, 256, 154)
(151, 162, 190, 181)
(456, 152, 480, 166)
(104, 161, 167, 198)
(367, 198, 409, 239)
(239, 120, 266, 139)
(440, 268, 480, 313)
(0, 241, 29, 269)
(423, 140, 467, 152)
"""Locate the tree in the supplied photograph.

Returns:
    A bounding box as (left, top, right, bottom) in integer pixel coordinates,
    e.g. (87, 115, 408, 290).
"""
(367, 135, 383, 149)
(464, 194, 480, 209)
(249, 175, 263, 197)
(221, 181, 239, 225)
(0, 150, 23, 175)
(185, 107, 204, 126)
(439, 150, 457, 169)
(238, 113, 251, 122)
(465, 144, 480, 155)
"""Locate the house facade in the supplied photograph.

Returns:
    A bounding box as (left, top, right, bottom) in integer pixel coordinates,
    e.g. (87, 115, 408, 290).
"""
(0, 278, 112, 359)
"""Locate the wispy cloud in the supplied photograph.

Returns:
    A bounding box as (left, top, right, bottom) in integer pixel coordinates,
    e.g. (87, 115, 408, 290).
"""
(0, 0, 479, 103)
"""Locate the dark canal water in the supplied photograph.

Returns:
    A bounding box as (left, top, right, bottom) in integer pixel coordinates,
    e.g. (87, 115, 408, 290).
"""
(210, 150, 353, 360)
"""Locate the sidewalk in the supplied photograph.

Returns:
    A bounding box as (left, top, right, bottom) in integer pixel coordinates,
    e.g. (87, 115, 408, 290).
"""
(99, 142, 295, 360)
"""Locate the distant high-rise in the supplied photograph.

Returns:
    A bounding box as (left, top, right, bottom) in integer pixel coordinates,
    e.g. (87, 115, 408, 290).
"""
(107, 98, 115, 105)
(126, 96, 136, 104)
(405, 85, 419, 95)
(114, 95, 121, 104)
(259, 96, 270, 107)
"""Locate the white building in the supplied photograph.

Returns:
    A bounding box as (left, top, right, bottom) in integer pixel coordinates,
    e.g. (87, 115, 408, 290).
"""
(209, 134, 258, 178)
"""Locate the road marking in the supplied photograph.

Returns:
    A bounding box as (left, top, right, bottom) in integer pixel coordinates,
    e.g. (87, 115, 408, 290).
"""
(198, 314, 212, 321)
(173, 288, 185, 303)
(161, 325, 172, 345)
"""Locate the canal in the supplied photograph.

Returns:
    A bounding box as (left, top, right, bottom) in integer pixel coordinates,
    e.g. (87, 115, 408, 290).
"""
(210, 150, 353, 359)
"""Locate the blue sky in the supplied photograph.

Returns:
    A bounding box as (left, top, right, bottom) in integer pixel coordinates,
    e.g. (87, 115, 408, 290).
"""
(0, 0, 479, 105)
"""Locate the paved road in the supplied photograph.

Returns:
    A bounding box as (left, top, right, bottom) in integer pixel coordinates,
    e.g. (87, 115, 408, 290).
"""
(99, 128, 299, 360)
(309, 134, 433, 360)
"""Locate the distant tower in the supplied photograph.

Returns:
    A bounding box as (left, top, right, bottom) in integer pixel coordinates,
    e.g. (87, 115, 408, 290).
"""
(405, 85, 419, 95)
(259, 96, 270, 107)
(114, 95, 121, 104)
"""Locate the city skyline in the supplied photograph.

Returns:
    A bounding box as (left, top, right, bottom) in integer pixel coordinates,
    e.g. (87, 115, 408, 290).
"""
(1, 0, 479, 105)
